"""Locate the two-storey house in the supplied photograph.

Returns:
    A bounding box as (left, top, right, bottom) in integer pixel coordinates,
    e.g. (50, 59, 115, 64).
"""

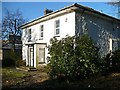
(20, 3, 120, 68)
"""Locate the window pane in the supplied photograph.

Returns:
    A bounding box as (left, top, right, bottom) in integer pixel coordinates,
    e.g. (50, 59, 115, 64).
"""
(41, 32, 43, 37)
(29, 29, 31, 34)
(40, 25, 44, 38)
(56, 29, 59, 35)
(56, 20, 59, 25)
(39, 48, 45, 63)
(28, 29, 31, 41)
(25, 29, 27, 35)
(55, 20, 60, 28)
(55, 20, 60, 35)
(41, 25, 43, 31)
(56, 24, 59, 28)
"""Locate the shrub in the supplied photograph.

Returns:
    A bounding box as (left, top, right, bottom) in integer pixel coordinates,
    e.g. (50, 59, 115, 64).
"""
(48, 34, 101, 81)
(103, 50, 120, 73)
(2, 49, 16, 67)
(16, 60, 26, 67)
(2, 49, 22, 67)
(74, 35, 101, 79)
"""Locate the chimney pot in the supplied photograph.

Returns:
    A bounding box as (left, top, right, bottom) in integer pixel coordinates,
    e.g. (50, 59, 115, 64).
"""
(44, 8, 53, 15)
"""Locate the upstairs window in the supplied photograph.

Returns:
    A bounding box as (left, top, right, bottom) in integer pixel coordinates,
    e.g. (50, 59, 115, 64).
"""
(40, 25, 44, 39)
(55, 20, 60, 36)
(22, 29, 27, 40)
(25, 29, 27, 36)
(28, 29, 31, 41)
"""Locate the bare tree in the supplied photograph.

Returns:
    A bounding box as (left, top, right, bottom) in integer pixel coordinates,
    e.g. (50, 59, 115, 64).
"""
(2, 9, 26, 51)
(107, 0, 120, 19)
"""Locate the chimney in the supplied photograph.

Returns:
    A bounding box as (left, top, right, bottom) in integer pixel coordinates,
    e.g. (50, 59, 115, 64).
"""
(44, 8, 53, 15)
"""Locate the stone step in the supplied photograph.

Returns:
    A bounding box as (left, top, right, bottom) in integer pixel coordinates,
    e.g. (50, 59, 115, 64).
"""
(16, 66, 37, 72)
(28, 67, 37, 71)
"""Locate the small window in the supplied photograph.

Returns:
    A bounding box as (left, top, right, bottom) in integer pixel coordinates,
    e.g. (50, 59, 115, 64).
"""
(109, 38, 119, 52)
(55, 20, 60, 36)
(40, 25, 44, 39)
(28, 29, 31, 41)
(25, 29, 27, 36)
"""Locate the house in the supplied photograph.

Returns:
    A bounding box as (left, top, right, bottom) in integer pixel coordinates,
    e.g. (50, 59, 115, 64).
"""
(20, 3, 120, 68)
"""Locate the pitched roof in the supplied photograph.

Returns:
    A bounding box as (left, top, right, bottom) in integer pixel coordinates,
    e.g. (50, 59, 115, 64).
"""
(20, 3, 120, 29)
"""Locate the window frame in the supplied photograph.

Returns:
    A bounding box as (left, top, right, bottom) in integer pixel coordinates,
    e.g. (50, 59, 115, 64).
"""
(54, 20, 60, 36)
(39, 25, 44, 39)
(39, 48, 45, 64)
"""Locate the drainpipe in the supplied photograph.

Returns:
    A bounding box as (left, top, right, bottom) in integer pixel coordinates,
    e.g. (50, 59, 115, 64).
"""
(118, 1, 120, 19)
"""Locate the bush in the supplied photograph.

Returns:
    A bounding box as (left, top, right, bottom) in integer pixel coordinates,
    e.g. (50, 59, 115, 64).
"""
(16, 60, 26, 67)
(2, 49, 16, 67)
(48, 34, 101, 81)
(103, 50, 120, 73)
(2, 49, 22, 67)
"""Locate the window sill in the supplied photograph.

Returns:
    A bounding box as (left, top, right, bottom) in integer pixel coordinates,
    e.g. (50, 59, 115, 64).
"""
(39, 38, 43, 40)
(54, 35, 60, 37)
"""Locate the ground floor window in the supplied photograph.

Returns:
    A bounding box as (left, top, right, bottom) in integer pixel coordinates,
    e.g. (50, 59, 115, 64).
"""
(39, 48, 45, 64)
(109, 38, 120, 52)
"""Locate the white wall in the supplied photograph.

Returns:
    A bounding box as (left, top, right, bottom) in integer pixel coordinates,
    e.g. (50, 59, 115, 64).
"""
(76, 11, 120, 57)
(22, 12, 75, 66)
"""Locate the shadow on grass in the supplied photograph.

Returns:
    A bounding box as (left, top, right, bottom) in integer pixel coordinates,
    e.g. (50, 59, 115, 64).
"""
(2, 78, 88, 89)
(2, 77, 120, 90)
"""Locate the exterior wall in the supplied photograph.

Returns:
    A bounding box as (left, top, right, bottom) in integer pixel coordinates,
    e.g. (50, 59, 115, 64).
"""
(0, 40, 2, 60)
(22, 12, 75, 67)
(75, 11, 120, 57)
(0, 49, 2, 61)
(22, 8, 120, 68)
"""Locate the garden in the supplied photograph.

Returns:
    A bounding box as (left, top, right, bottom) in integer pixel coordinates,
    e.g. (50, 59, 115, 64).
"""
(2, 34, 120, 89)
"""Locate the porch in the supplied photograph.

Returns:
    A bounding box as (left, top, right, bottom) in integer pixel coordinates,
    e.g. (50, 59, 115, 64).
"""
(25, 42, 47, 68)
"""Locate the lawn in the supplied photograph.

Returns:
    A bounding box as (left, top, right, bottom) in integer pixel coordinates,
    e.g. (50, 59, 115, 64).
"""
(2, 66, 49, 89)
(2, 67, 120, 89)
(2, 67, 29, 88)
(2, 67, 26, 78)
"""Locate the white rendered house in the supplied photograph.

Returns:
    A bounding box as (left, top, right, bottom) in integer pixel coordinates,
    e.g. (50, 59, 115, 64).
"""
(20, 3, 120, 68)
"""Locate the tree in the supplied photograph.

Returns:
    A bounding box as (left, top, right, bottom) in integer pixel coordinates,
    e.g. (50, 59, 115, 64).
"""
(107, 0, 120, 19)
(2, 9, 26, 51)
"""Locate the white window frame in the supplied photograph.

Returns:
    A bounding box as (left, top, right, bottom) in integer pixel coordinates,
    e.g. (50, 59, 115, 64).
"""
(109, 38, 120, 52)
(55, 20, 60, 36)
(109, 38, 112, 51)
(39, 48, 45, 64)
(39, 25, 44, 39)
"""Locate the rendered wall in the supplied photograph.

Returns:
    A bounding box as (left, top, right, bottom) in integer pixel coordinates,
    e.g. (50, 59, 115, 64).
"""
(75, 11, 120, 57)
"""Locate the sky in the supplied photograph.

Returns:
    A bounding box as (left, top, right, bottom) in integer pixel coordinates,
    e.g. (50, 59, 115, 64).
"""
(1, 2, 118, 22)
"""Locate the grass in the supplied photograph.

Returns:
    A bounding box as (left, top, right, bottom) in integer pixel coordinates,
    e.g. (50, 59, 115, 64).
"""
(2, 66, 120, 89)
(2, 67, 26, 78)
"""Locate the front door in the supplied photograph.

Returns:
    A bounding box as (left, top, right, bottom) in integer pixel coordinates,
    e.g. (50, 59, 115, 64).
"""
(30, 48, 34, 67)
(28, 45, 34, 67)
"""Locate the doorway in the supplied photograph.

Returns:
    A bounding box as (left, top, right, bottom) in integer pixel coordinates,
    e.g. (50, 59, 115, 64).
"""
(28, 45, 34, 67)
